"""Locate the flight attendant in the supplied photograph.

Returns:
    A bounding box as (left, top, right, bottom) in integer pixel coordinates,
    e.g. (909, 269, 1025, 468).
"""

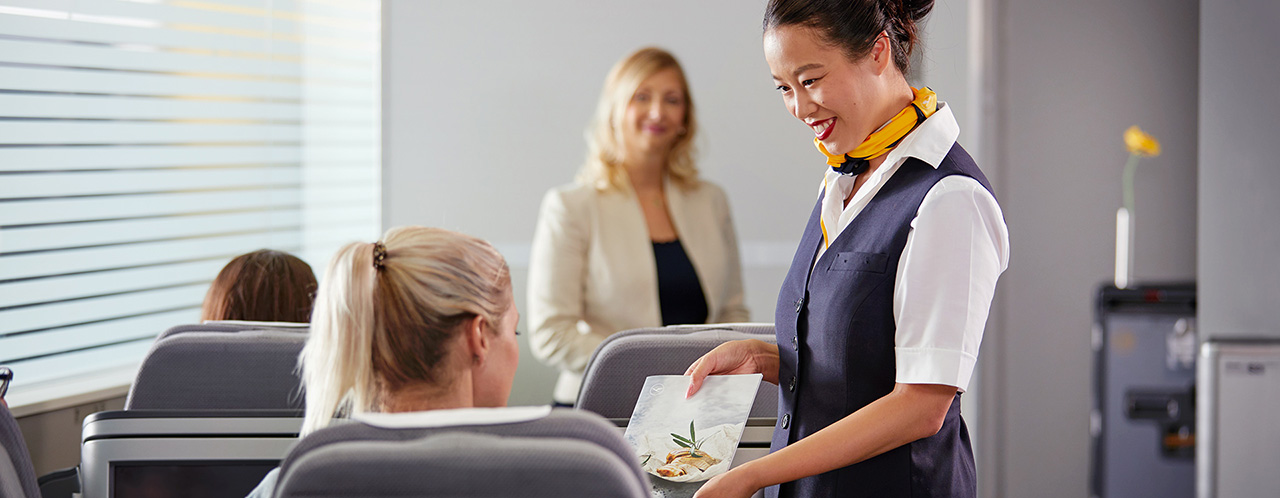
(685, 0, 1009, 496)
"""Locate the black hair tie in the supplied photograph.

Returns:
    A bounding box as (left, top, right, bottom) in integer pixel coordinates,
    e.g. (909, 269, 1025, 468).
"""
(372, 242, 387, 270)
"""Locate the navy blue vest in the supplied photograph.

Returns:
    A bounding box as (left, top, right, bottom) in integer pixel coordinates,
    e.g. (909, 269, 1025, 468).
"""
(769, 143, 992, 498)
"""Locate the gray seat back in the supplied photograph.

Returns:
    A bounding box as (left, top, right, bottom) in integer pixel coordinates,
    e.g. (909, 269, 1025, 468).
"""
(275, 409, 646, 497)
(0, 402, 39, 498)
(577, 324, 779, 418)
(277, 432, 645, 498)
(78, 410, 302, 498)
(126, 327, 307, 410)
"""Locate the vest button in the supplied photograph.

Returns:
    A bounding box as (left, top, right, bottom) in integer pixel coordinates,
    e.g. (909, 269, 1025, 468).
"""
(791, 336, 799, 351)
(781, 413, 791, 430)
(788, 376, 796, 392)
(794, 298, 803, 313)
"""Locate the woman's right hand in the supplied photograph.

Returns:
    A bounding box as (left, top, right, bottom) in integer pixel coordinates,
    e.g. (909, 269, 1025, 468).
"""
(684, 339, 780, 397)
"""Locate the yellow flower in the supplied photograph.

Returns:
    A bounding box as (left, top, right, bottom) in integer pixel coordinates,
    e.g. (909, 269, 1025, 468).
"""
(1124, 125, 1161, 156)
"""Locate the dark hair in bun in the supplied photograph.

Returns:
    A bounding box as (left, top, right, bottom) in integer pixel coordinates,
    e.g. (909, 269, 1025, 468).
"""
(764, 0, 934, 75)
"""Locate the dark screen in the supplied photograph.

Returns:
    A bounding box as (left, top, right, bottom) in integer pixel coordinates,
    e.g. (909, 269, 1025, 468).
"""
(112, 460, 277, 498)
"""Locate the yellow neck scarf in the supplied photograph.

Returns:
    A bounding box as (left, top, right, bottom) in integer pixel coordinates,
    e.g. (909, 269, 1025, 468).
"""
(816, 86, 938, 175)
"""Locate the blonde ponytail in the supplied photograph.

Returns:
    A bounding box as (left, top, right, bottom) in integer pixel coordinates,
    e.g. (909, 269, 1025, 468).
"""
(299, 226, 510, 435)
(300, 241, 378, 435)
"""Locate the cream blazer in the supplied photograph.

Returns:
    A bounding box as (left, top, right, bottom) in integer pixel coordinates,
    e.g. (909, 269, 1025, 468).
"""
(527, 178, 750, 403)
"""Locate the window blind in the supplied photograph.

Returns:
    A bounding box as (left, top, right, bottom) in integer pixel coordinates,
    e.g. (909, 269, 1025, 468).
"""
(0, 0, 380, 392)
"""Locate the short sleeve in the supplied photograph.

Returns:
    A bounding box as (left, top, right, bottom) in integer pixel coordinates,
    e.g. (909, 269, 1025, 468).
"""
(892, 176, 1009, 392)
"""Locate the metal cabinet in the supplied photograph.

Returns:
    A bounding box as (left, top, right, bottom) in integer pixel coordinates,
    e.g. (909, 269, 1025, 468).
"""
(1091, 284, 1196, 498)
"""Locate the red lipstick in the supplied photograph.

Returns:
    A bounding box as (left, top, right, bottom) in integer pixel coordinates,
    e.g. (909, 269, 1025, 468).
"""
(811, 118, 835, 140)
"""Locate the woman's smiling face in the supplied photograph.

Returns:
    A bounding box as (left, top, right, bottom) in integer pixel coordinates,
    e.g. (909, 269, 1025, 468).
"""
(620, 67, 688, 159)
(765, 25, 890, 156)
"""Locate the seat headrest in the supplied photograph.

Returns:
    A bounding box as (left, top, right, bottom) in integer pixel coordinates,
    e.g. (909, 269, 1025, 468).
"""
(577, 325, 779, 419)
(126, 330, 306, 410)
(276, 408, 646, 496)
(277, 432, 646, 498)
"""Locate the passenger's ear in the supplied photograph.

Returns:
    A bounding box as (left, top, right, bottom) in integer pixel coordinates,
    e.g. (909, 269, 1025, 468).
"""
(464, 314, 491, 365)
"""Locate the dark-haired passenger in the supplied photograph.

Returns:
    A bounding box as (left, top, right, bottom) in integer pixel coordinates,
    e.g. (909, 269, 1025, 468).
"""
(685, 1, 1009, 496)
(201, 249, 318, 323)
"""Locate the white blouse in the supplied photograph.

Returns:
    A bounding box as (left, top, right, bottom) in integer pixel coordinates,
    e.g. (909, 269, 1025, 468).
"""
(814, 103, 1009, 392)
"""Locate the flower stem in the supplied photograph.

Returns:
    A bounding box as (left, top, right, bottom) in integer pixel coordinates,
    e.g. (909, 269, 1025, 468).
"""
(1122, 154, 1140, 214)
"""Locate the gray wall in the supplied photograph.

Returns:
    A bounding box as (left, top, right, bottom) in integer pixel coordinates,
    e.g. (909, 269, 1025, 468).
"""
(383, 0, 817, 406)
(988, 0, 1198, 497)
(1198, 0, 1280, 341)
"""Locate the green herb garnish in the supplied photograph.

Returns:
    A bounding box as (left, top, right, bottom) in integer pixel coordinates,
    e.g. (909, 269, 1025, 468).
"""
(670, 420, 705, 458)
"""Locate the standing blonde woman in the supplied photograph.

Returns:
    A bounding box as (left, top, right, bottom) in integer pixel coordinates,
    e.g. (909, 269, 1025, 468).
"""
(528, 47, 750, 406)
(247, 226, 524, 497)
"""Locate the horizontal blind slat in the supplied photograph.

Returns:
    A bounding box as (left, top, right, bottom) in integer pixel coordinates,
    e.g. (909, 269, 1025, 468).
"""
(0, 13, 378, 69)
(0, 231, 303, 281)
(4, 338, 158, 388)
(0, 283, 207, 337)
(303, 207, 378, 226)
(0, 189, 302, 226)
(0, 166, 302, 199)
(74, 1, 379, 50)
(0, 36, 375, 84)
(304, 185, 377, 201)
(96, 0, 380, 39)
(177, 0, 380, 31)
(0, 66, 341, 101)
(0, 38, 304, 80)
(1, 209, 303, 253)
(6, 0, 294, 32)
(0, 121, 310, 144)
(0, 93, 375, 122)
(0, 146, 306, 171)
(0, 13, 287, 54)
(0, 259, 226, 309)
(0, 168, 377, 203)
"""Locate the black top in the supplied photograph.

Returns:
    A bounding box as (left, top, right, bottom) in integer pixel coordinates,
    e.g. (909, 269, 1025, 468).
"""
(652, 239, 708, 326)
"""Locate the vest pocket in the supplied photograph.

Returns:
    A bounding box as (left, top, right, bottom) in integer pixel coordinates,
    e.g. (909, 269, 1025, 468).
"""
(828, 251, 888, 273)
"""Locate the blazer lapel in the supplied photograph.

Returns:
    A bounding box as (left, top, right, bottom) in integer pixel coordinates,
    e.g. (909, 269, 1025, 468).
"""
(600, 182, 662, 326)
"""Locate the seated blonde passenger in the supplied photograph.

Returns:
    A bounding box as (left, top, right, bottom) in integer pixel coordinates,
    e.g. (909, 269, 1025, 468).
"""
(246, 226, 520, 498)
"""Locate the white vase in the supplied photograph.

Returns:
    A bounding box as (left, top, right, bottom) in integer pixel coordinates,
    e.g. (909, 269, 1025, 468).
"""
(1115, 207, 1134, 289)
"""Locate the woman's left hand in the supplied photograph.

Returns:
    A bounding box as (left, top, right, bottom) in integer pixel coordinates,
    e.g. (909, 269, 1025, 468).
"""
(693, 468, 759, 498)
